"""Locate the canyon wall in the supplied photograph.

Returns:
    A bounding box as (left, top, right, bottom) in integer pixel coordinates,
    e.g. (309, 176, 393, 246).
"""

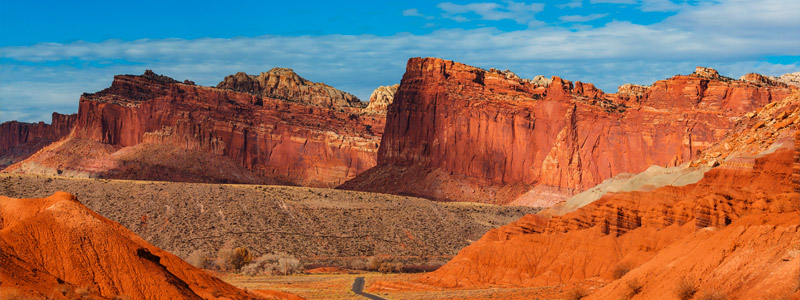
(0, 112, 76, 168)
(342, 57, 794, 205)
(7, 70, 384, 186)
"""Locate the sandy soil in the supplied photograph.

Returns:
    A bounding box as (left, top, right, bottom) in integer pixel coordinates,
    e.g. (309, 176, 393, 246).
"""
(218, 271, 589, 300)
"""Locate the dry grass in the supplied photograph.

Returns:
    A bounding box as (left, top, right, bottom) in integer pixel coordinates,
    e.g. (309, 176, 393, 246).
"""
(676, 278, 698, 300)
(566, 286, 589, 300)
(613, 263, 632, 279)
(626, 279, 643, 296)
(698, 290, 726, 300)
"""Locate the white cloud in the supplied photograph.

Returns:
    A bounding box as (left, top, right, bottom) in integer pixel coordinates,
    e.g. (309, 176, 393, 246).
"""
(402, 8, 423, 17)
(437, 1, 545, 24)
(590, 0, 636, 3)
(558, 0, 583, 8)
(559, 13, 608, 22)
(1, 0, 798, 123)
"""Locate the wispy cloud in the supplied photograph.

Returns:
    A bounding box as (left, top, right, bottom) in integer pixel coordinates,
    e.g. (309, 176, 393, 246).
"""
(559, 13, 608, 22)
(437, 1, 545, 24)
(1, 0, 798, 123)
(558, 0, 583, 8)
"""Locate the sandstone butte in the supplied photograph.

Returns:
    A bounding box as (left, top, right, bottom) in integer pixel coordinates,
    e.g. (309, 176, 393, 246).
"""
(341, 57, 797, 206)
(370, 91, 800, 299)
(0, 192, 303, 300)
(2, 69, 395, 187)
(0, 112, 76, 169)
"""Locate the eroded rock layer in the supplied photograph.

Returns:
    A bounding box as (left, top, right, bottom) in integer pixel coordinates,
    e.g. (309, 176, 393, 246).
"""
(0, 113, 76, 168)
(216, 68, 364, 108)
(416, 145, 798, 296)
(365, 84, 399, 113)
(5, 71, 384, 187)
(409, 95, 800, 298)
(342, 58, 795, 205)
(0, 192, 299, 300)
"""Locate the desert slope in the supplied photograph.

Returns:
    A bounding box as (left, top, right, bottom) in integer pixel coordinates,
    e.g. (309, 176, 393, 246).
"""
(0, 192, 300, 300)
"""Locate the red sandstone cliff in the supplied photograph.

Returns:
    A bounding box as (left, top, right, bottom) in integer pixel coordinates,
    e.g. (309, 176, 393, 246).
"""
(5, 70, 384, 186)
(341, 57, 795, 205)
(0, 112, 76, 168)
(368, 92, 800, 299)
(0, 192, 301, 300)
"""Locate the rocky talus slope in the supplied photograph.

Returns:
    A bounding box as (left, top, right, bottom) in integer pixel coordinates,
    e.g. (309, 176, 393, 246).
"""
(0, 176, 538, 266)
(4, 70, 384, 187)
(0, 192, 301, 300)
(342, 57, 796, 206)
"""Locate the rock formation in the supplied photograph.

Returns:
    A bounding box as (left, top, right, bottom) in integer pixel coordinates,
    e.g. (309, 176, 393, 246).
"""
(0, 192, 300, 300)
(216, 68, 364, 108)
(0, 112, 76, 168)
(5, 70, 384, 187)
(386, 91, 800, 299)
(364, 84, 399, 113)
(341, 57, 795, 206)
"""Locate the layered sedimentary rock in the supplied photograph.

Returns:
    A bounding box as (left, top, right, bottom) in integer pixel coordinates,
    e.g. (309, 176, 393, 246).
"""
(342, 58, 795, 205)
(216, 68, 364, 108)
(0, 192, 300, 300)
(398, 94, 800, 298)
(0, 113, 76, 168)
(6, 70, 383, 186)
(364, 84, 399, 113)
(415, 144, 798, 299)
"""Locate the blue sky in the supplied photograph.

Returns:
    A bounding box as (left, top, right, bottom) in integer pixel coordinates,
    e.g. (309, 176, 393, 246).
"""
(1, 0, 799, 123)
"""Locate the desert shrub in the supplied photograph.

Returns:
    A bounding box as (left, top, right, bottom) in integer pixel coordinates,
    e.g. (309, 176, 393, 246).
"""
(186, 249, 212, 269)
(565, 286, 589, 300)
(242, 253, 302, 275)
(366, 256, 383, 271)
(698, 290, 726, 300)
(676, 278, 698, 300)
(347, 258, 367, 270)
(377, 262, 404, 273)
(627, 279, 643, 296)
(216, 245, 253, 271)
(613, 263, 632, 279)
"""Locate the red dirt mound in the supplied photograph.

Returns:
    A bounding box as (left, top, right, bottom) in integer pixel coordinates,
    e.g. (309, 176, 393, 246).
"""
(417, 146, 799, 299)
(0, 192, 301, 300)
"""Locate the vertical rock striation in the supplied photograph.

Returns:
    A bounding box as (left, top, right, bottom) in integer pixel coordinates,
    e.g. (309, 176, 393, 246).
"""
(342, 58, 795, 205)
(7, 70, 384, 186)
(0, 112, 77, 168)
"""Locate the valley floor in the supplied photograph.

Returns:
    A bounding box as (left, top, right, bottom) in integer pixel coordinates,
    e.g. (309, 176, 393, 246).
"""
(219, 271, 586, 300)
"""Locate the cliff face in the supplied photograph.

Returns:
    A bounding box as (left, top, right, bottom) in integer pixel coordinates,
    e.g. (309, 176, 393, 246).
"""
(0, 112, 76, 168)
(405, 93, 800, 298)
(7, 70, 384, 187)
(342, 58, 794, 205)
(364, 84, 399, 113)
(216, 67, 364, 108)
